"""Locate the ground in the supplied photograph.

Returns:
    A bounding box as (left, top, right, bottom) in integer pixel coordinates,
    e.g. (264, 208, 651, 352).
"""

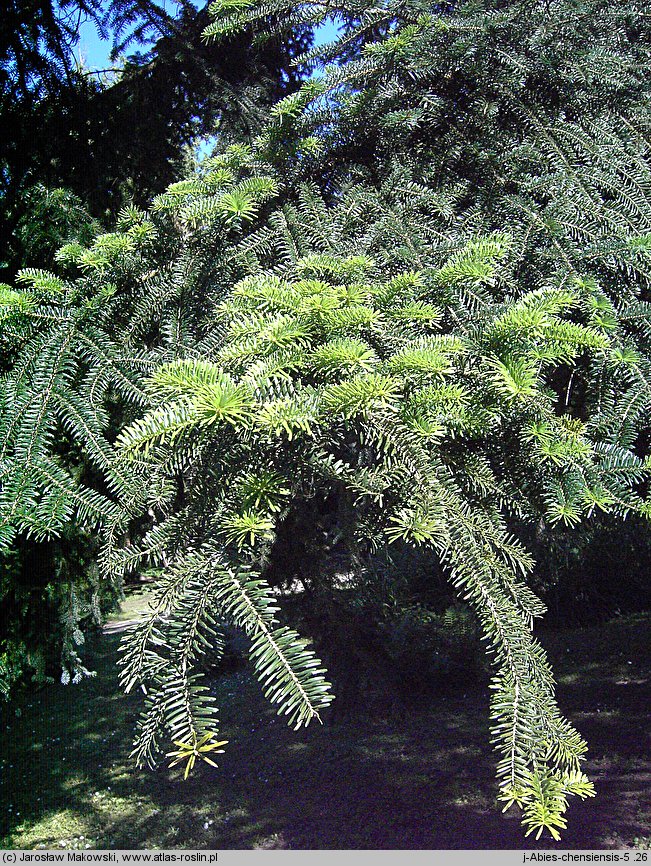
(1, 593, 650, 850)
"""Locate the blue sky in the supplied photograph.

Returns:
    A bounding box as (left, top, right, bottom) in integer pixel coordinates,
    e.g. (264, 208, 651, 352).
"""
(76, 9, 341, 72)
(76, 18, 110, 70)
(76, 0, 180, 70)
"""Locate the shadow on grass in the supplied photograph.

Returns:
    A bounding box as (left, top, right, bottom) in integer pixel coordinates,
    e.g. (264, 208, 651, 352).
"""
(2, 614, 650, 850)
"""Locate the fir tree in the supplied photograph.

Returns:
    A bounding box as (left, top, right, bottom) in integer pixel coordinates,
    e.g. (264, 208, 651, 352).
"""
(2, 0, 651, 841)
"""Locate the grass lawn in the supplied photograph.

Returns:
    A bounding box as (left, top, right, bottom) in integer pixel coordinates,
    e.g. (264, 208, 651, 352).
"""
(1, 594, 650, 850)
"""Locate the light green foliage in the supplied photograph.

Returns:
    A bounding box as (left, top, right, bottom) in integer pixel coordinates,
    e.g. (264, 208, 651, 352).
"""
(110, 229, 642, 837)
(3, 0, 651, 844)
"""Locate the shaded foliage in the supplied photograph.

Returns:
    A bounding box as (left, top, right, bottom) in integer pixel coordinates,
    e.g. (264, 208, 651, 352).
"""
(2, 0, 651, 842)
(0, 0, 309, 275)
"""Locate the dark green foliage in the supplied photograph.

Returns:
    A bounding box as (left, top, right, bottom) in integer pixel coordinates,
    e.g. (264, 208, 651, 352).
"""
(526, 515, 651, 625)
(0, 184, 102, 693)
(107, 210, 621, 836)
(13, 185, 99, 272)
(0, 0, 309, 277)
(3, 0, 651, 843)
(0, 527, 116, 698)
